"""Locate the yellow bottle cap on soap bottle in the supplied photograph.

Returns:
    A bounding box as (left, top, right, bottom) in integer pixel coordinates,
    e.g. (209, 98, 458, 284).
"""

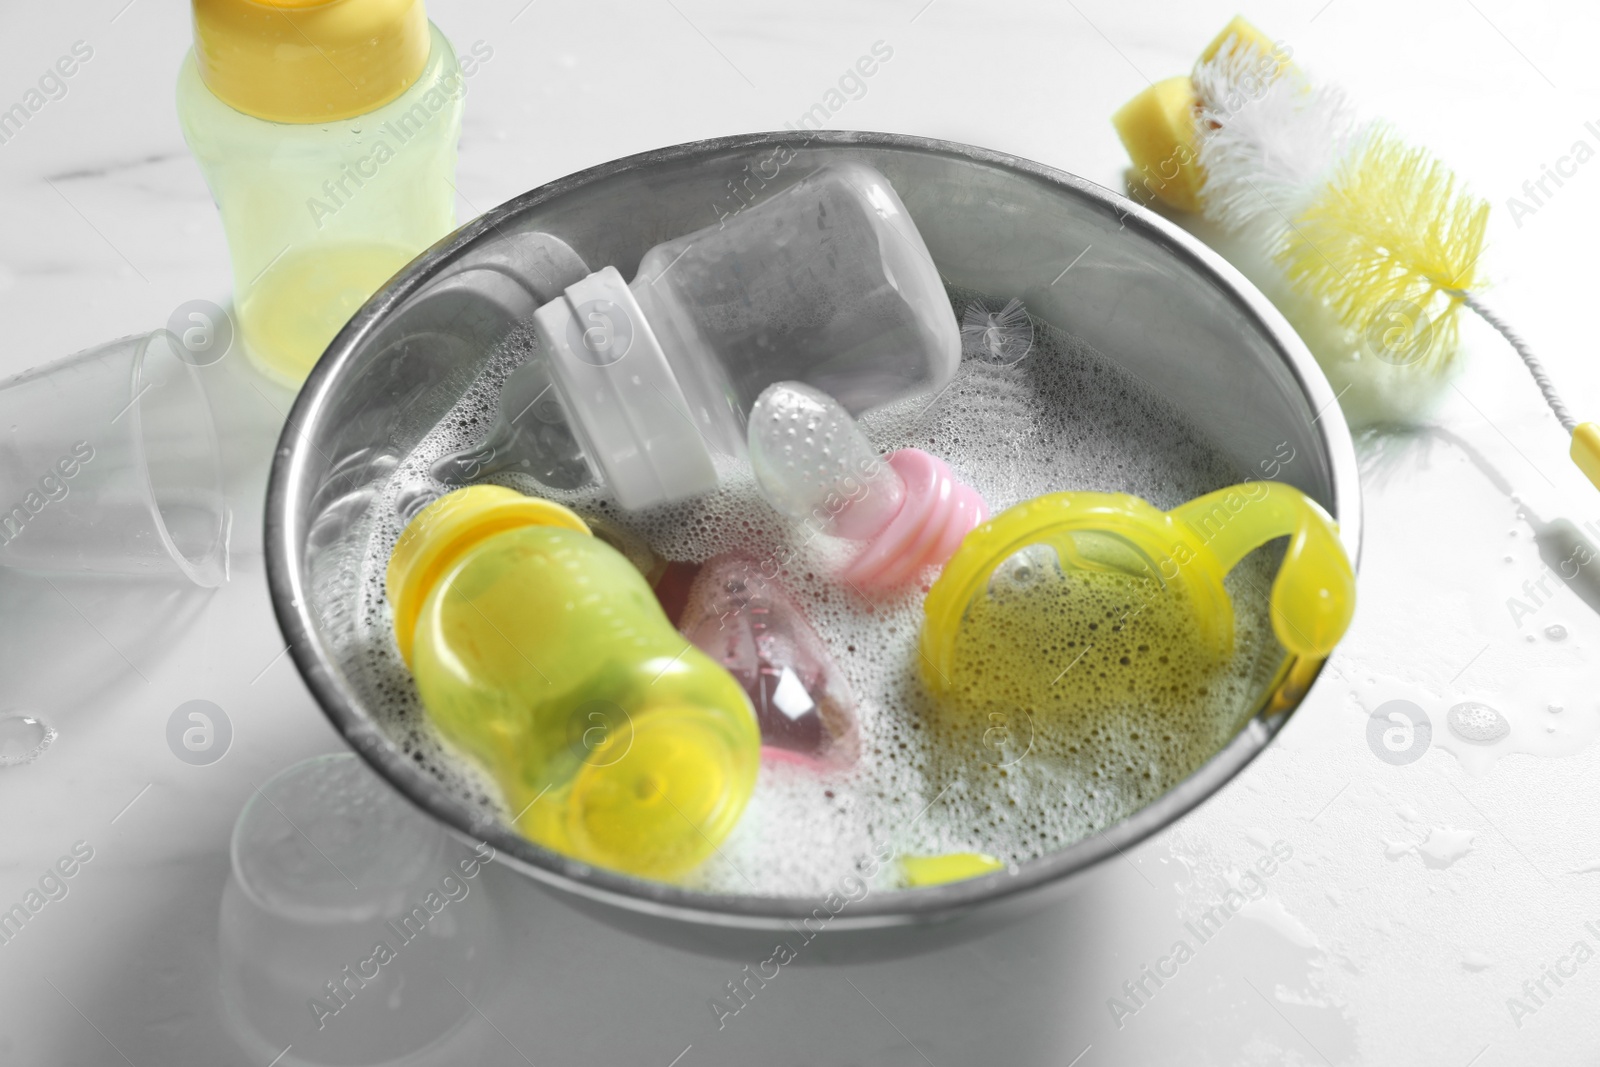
(191, 0, 431, 123)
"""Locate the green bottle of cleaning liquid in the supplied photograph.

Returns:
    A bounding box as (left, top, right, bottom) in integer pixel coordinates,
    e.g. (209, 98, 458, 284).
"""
(177, 0, 466, 386)
(386, 486, 761, 881)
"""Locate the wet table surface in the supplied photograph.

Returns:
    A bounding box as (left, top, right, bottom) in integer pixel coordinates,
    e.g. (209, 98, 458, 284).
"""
(2, 0, 1599, 1064)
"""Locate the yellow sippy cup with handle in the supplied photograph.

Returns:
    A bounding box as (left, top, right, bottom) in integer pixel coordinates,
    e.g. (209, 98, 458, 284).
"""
(387, 486, 760, 881)
(920, 480, 1355, 712)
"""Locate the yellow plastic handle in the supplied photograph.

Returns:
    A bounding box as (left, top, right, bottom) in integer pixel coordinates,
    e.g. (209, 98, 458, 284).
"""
(1170, 482, 1355, 659)
(919, 482, 1356, 696)
(1571, 422, 1600, 493)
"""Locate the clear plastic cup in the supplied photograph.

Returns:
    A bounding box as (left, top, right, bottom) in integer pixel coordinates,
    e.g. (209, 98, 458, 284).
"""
(0, 331, 229, 586)
(218, 753, 500, 1066)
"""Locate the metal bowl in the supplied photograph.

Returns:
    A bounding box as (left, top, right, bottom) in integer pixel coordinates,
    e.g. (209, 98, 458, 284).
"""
(265, 131, 1360, 931)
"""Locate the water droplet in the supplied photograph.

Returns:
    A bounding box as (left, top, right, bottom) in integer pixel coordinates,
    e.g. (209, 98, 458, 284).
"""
(1545, 624, 1568, 641)
(1417, 826, 1476, 868)
(1447, 701, 1510, 745)
(1549, 703, 1564, 714)
(0, 714, 57, 766)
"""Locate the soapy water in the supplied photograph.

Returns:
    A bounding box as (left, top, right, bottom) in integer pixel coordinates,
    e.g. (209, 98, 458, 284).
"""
(315, 290, 1288, 896)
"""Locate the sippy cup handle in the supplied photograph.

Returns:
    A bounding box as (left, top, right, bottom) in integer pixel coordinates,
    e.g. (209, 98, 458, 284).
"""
(918, 482, 1356, 699)
(1170, 482, 1355, 659)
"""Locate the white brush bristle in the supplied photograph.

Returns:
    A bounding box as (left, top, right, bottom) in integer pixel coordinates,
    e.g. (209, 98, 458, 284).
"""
(1194, 38, 1363, 240)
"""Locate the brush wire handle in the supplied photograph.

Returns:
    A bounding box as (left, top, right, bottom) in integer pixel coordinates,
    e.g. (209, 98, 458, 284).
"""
(1451, 290, 1600, 494)
(1453, 290, 1574, 431)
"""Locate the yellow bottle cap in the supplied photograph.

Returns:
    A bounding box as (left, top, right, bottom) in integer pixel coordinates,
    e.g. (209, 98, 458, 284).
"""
(192, 0, 431, 123)
(563, 703, 753, 879)
(386, 486, 591, 665)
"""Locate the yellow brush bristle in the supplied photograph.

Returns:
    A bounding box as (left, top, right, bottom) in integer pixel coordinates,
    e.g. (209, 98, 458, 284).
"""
(1278, 125, 1489, 372)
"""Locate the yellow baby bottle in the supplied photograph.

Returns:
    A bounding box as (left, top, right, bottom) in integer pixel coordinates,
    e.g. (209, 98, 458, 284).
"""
(177, 0, 470, 386)
(386, 486, 761, 881)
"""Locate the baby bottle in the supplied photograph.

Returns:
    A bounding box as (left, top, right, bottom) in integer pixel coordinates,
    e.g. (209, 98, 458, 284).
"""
(386, 485, 760, 881)
(177, 0, 466, 386)
(528, 161, 960, 509)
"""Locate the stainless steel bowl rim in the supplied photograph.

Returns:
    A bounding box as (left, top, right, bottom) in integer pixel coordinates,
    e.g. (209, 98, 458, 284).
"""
(264, 130, 1362, 930)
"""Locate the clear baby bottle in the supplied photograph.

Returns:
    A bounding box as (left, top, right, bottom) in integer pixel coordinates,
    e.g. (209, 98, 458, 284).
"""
(529, 161, 960, 509)
(386, 485, 760, 881)
(177, 0, 466, 386)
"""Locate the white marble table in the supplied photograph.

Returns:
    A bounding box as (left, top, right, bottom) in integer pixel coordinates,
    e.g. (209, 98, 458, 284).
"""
(3, 0, 1599, 1063)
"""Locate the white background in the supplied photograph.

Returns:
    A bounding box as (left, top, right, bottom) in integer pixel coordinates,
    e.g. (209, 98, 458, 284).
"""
(1, 0, 1599, 1064)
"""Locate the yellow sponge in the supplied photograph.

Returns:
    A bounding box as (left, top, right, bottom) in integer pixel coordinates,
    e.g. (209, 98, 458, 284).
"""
(1111, 17, 1295, 214)
(1111, 75, 1204, 213)
(1198, 15, 1289, 72)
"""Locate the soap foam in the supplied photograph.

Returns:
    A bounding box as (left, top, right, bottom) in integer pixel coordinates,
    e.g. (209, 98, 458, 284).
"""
(321, 289, 1285, 897)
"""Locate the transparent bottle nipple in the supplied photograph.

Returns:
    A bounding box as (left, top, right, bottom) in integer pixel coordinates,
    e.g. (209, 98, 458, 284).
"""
(747, 381, 987, 588)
